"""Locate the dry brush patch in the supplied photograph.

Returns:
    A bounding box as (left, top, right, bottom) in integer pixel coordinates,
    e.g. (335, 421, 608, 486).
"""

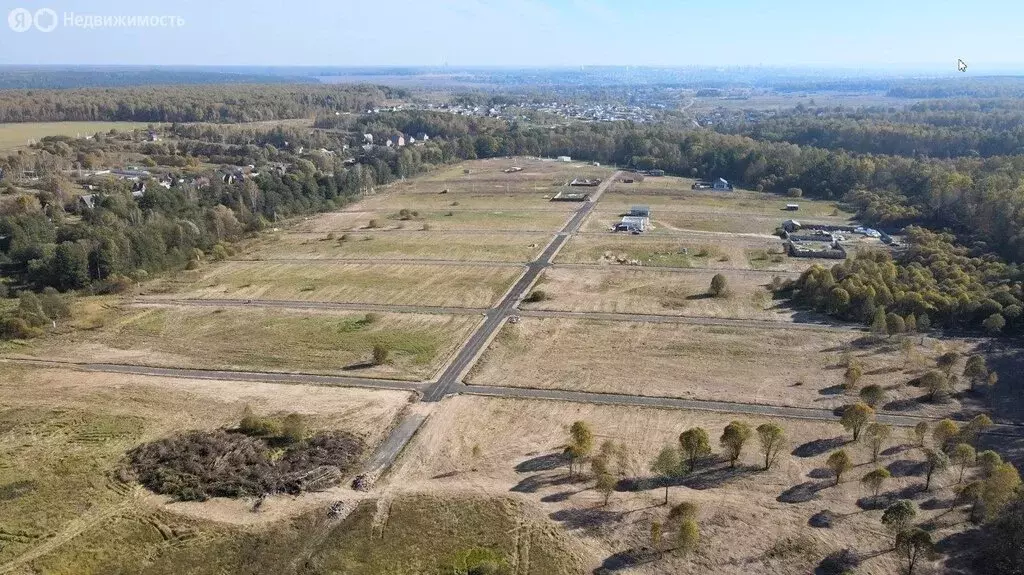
(390, 396, 968, 575)
(167, 260, 521, 308)
(29, 306, 479, 380)
(469, 317, 964, 416)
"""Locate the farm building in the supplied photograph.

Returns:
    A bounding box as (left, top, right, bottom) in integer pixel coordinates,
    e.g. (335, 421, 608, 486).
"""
(629, 205, 651, 218)
(570, 177, 602, 187)
(713, 178, 733, 191)
(648, 169, 665, 177)
(557, 156, 572, 162)
(785, 204, 800, 211)
(615, 216, 647, 233)
(551, 190, 591, 202)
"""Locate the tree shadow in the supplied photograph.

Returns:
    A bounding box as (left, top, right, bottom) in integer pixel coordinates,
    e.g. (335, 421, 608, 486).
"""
(881, 444, 912, 457)
(886, 459, 926, 478)
(856, 494, 893, 511)
(685, 293, 714, 301)
(549, 506, 624, 532)
(809, 509, 837, 528)
(793, 437, 848, 458)
(341, 361, 375, 371)
(541, 490, 578, 503)
(807, 468, 835, 480)
(818, 384, 846, 396)
(510, 473, 574, 494)
(778, 481, 830, 504)
(593, 547, 659, 574)
(935, 527, 984, 573)
(881, 398, 923, 412)
(515, 452, 568, 473)
(920, 496, 955, 511)
(866, 366, 902, 375)
(431, 471, 459, 479)
(617, 464, 751, 494)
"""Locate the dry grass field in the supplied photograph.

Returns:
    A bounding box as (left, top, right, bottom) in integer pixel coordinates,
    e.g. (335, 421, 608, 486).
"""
(468, 317, 968, 417)
(0, 365, 412, 568)
(391, 395, 978, 574)
(292, 208, 572, 233)
(0, 121, 154, 152)
(161, 260, 521, 308)
(556, 233, 787, 270)
(24, 306, 479, 380)
(526, 267, 787, 321)
(242, 230, 550, 262)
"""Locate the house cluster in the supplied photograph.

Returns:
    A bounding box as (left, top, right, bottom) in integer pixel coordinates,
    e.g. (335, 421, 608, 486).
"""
(361, 132, 430, 151)
(402, 100, 658, 123)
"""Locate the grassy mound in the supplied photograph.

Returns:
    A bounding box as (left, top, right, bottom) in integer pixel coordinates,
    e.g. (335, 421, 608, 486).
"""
(126, 429, 364, 501)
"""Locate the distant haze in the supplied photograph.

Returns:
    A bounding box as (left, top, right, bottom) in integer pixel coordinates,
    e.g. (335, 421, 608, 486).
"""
(1, 0, 1023, 71)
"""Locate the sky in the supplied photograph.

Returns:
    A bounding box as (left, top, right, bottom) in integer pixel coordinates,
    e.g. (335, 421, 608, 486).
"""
(0, 0, 1023, 71)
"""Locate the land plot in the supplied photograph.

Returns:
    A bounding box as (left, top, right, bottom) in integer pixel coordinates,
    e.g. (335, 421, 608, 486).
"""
(584, 208, 783, 235)
(603, 186, 854, 221)
(27, 306, 478, 380)
(392, 395, 967, 575)
(163, 261, 521, 308)
(468, 317, 965, 416)
(291, 208, 571, 233)
(527, 267, 786, 320)
(243, 231, 551, 262)
(556, 233, 782, 269)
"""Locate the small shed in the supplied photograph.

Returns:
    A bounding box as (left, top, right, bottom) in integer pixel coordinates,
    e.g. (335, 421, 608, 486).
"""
(785, 204, 800, 211)
(713, 178, 733, 191)
(615, 216, 647, 233)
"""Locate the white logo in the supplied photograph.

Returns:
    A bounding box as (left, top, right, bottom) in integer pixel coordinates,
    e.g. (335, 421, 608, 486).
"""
(7, 8, 32, 32)
(33, 8, 57, 32)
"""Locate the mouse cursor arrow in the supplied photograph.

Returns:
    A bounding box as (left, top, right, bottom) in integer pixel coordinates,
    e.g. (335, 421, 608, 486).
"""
(957, 59, 967, 72)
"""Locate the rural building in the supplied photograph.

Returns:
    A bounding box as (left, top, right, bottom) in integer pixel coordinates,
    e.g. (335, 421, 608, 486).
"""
(615, 216, 647, 233)
(557, 156, 572, 162)
(629, 205, 651, 218)
(621, 177, 635, 183)
(785, 204, 800, 211)
(713, 178, 733, 191)
(551, 190, 591, 202)
(569, 177, 601, 187)
(648, 169, 665, 177)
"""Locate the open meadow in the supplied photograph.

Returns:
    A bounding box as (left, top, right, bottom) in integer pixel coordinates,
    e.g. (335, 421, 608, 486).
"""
(23, 305, 479, 380)
(156, 260, 521, 308)
(0, 121, 155, 151)
(468, 316, 969, 417)
(390, 395, 984, 574)
(556, 233, 789, 270)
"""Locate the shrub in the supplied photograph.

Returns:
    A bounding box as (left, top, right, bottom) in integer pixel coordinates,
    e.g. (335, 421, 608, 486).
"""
(787, 187, 804, 198)
(709, 274, 729, 297)
(372, 344, 390, 365)
(367, 219, 380, 229)
(524, 290, 547, 303)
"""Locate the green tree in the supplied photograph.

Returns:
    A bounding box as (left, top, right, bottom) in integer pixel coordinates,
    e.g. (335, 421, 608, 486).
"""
(756, 423, 786, 470)
(958, 480, 985, 522)
(566, 421, 595, 478)
(977, 450, 1003, 477)
(650, 445, 682, 504)
(886, 312, 906, 335)
(921, 370, 951, 402)
(913, 421, 929, 447)
(932, 419, 960, 450)
(709, 273, 728, 298)
(961, 414, 994, 445)
(859, 384, 886, 408)
(678, 427, 712, 473)
(963, 355, 989, 392)
(882, 500, 918, 541)
(862, 467, 892, 498)
(975, 493, 1024, 570)
(870, 307, 888, 336)
(864, 423, 892, 463)
(983, 313, 1006, 334)
(843, 365, 863, 390)
(676, 520, 700, 557)
(950, 443, 976, 483)
(668, 501, 699, 523)
(841, 402, 874, 441)
(923, 448, 950, 491)
(895, 528, 935, 575)
(981, 463, 1022, 520)
(596, 472, 616, 506)
(719, 421, 752, 468)
(936, 351, 962, 375)
(827, 450, 853, 485)
(650, 522, 663, 551)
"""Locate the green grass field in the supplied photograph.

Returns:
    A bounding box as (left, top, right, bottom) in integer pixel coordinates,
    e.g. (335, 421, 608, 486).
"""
(34, 306, 479, 380)
(0, 122, 155, 151)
